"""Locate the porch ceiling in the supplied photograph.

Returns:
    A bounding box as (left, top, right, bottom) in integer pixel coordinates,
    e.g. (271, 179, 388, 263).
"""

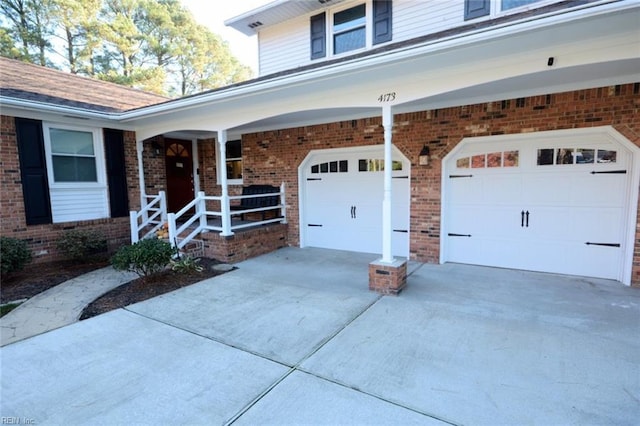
(127, 3, 639, 141)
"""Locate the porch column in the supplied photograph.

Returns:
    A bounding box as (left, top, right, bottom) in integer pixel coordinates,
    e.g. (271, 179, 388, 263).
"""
(368, 105, 407, 295)
(218, 130, 233, 236)
(381, 105, 394, 264)
(136, 139, 147, 220)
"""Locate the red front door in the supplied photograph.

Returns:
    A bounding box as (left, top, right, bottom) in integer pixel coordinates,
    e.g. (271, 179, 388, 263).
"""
(165, 138, 194, 213)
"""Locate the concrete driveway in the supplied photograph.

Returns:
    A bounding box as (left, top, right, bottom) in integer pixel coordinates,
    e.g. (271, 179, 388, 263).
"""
(1, 247, 639, 425)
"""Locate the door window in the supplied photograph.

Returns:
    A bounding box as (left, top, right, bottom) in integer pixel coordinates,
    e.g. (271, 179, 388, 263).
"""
(456, 150, 519, 168)
(537, 148, 617, 165)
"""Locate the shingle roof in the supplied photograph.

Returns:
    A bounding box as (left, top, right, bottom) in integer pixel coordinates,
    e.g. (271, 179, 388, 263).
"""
(0, 57, 169, 113)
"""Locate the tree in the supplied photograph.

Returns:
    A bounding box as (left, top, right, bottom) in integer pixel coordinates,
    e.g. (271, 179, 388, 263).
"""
(50, 0, 101, 74)
(0, 0, 254, 96)
(0, 0, 57, 65)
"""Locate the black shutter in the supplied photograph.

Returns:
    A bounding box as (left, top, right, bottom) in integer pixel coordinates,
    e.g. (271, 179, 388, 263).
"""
(310, 12, 326, 59)
(103, 129, 129, 217)
(465, 0, 490, 20)
(373, 0, 393, 45)
(15, 118, 52, 225)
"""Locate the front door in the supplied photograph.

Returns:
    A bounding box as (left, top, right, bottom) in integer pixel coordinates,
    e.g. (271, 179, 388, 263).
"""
(165, 138, 194, 213)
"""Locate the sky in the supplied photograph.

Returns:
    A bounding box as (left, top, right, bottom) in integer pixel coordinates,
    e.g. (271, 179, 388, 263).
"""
(180, 0, 274, 74)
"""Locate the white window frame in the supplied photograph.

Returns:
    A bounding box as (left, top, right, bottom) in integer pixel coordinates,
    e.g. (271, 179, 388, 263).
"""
(215, 138, 243, 186)
(42, 122, 109, 222)
(469, 0, 560, 21)
(327, 1, 371, 59)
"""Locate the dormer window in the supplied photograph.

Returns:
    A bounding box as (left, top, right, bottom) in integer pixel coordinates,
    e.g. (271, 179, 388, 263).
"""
(310, 0, 392, 60)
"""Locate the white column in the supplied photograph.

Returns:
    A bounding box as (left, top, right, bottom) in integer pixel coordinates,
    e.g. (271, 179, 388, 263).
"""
(381, 105, 394, 264)
(218, 130, 233, 236)
(136, 139, 147, 220)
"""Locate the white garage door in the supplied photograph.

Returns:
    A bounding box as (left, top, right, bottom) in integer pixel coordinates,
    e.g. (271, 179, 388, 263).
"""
(443, 129, 636, 282)
(301, 146, 410, 257)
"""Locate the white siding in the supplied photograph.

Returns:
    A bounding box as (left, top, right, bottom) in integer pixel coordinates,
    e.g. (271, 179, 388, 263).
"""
(256, 0, 564, 76)
(393, 0, 463, 43)
(259, 15, 311, 76)
(50, 187, 109, 223)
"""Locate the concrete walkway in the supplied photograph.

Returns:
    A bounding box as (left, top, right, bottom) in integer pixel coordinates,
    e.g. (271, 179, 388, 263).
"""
(0, 266, 137, 346)
(1, 247, 639, 425)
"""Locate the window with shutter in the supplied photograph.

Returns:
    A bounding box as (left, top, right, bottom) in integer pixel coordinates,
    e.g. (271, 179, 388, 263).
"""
(15, 118, 52, 225)
(310, 1, 393, 60)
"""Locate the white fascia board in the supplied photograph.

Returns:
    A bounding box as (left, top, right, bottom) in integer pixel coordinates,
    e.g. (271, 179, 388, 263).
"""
(0, 99, 135, 130)
(120, 0, 638, 123)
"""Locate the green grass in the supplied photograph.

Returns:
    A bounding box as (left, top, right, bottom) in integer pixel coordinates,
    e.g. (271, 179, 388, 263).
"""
(0, 303, 20, 317)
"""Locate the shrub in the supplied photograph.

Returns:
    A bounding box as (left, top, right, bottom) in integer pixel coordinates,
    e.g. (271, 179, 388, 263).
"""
(57, 230, 107, 262)
(170, 255, 204, 274)
(1, 237, 32, 275)
(111, 238, 177, 278)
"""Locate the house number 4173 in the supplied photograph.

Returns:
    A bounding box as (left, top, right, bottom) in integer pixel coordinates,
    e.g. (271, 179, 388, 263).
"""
(377, 92, 396, 103)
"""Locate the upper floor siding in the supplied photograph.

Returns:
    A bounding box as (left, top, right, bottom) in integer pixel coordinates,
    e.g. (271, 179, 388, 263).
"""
(256, 0, 602, 76)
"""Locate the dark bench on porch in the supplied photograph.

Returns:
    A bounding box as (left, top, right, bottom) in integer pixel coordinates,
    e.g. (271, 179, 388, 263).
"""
(230, 184, 281, 221)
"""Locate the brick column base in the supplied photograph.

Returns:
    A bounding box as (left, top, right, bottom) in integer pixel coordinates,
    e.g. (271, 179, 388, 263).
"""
(369, 258, 407, 295)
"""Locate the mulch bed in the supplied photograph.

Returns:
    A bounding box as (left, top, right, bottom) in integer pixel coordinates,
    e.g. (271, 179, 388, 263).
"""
(1, 257, 232, 320)
(80, 258, 230, 320)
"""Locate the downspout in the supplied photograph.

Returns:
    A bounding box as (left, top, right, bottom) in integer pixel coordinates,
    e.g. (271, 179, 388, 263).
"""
(381, 105, 394, 264)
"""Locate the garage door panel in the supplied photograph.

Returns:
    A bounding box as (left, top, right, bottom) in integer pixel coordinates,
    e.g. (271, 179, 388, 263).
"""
(481, 174, 523, 205)
(577, 173, 628, 206)
(448, 177, 483, 204)
(303, 148, 410, 257)
(575, 207, 625, 244)
(445, 133, 632, 282)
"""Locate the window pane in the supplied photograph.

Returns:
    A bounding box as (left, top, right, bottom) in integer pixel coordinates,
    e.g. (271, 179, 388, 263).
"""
(52, 156, 97, 182)
(311, 165, 319, 174)
(537, 149, 554, 165)
(334, 27, 366, 54)
(471, 154, 485, 168)
(334, 4, 365, 32)
(556, 148, 574, 165)
(50, 128, 94, 156)
(502, 0, 541, 11)
(456, 157, 470, 169)
(487, 152, 502, 167)
(339, 160, 348, 172)
(576, 149, 594, 164)
(226, 159, 242, 180)
(504, 151, 519, 167)
(226, 140, 242, 159)
(597, 150, 617, 163)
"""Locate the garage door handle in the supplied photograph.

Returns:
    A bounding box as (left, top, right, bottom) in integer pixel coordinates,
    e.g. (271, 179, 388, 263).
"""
(521, 210, 525, 227)
(350, 205, 356, 219)
(526, 210, 530, 227)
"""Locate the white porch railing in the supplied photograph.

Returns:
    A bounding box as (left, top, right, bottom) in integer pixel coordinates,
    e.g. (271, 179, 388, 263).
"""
(130, 191, 167, 243)
(130, 183, 287, 252)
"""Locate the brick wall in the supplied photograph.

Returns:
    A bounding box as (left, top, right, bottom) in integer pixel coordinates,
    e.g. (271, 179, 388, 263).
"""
(0, 116, 140, 263)
(200, 224, 288, 263)
(240, 83, 640, 286)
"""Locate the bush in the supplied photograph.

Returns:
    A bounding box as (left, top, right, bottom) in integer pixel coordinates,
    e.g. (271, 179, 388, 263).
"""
(170, 255, 204, 274)
(57, 230, 107, 262)
(1, 237, 32, 275)
(111, 238, 177, 278)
